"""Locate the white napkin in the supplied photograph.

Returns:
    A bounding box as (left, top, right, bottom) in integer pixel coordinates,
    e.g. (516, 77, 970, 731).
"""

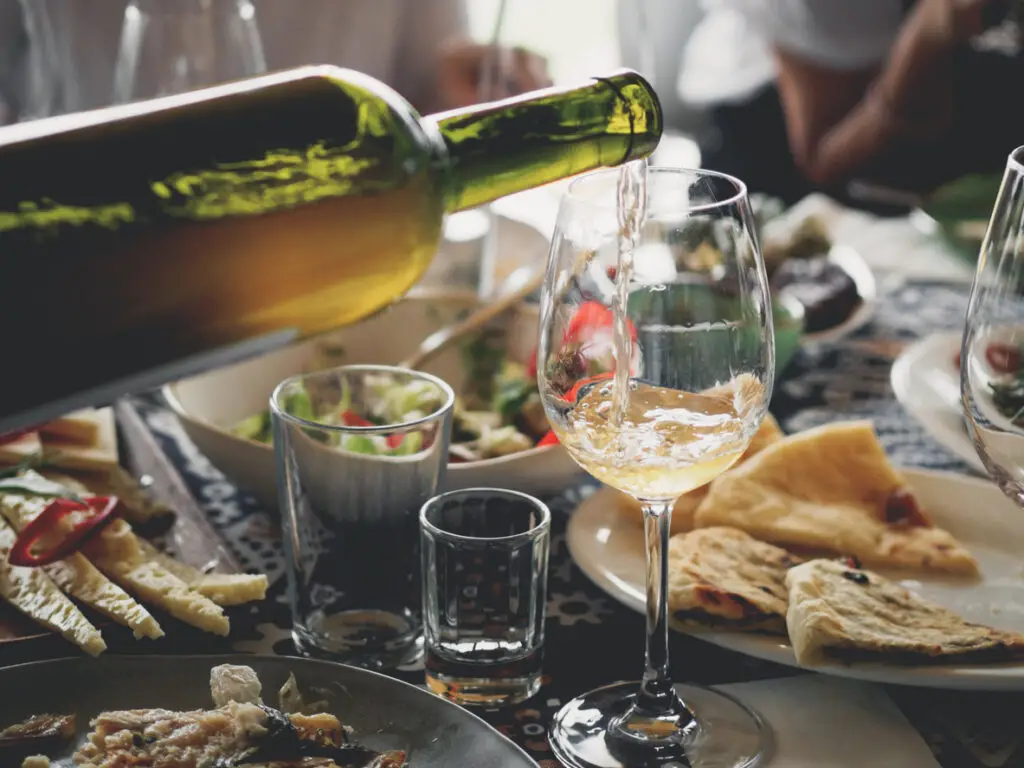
(713, 675, 940, 768)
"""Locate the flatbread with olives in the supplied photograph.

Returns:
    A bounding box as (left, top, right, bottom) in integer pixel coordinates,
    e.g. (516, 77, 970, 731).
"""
(786, 559, 1024, 665)
(668, 526, 800, 634)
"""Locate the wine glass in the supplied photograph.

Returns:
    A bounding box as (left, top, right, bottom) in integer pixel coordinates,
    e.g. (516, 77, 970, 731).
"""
(962, 145, 1024, 503)
(112, 0, 266, 104)
(539, 167, 775, 768)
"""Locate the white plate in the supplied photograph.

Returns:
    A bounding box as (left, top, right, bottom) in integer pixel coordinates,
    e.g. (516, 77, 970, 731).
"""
(567, 469, 1024, 690)
(798, 245, 878, 345)
(891, 333, 985, 471)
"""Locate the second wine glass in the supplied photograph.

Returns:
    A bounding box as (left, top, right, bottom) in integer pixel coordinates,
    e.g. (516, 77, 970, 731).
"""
(112, 0, 267, 103)
(539, 167, 775, 768)
(962, 145, 1024, 503)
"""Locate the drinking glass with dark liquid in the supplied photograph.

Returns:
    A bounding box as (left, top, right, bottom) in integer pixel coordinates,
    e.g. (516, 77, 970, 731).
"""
(0, 66, 662, 433)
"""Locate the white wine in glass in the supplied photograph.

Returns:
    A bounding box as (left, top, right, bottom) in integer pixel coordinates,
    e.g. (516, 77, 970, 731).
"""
(539, 167, 775, 767)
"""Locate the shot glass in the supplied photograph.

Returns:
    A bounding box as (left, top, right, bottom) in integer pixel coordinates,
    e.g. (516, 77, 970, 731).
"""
(272, 364, 455, 669)
(420, 488, 550, 707)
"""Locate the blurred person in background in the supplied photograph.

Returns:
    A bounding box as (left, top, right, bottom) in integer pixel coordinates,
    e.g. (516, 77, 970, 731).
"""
(680, 0, 1024, 207)
(0, 0, 549, 121)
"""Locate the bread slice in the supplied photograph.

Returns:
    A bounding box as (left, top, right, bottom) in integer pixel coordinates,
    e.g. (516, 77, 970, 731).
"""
(39, 408, 102, 445)
(786, 559, 1024, 666)
(135, 539, 268, 606)
(694, 421, 978, 575)
(0, 431, 42, 467)
(616, 413, 785, 534)
(668, 527, 799, 634)
(0, 517, 106, 655)
(0, 488, 163, 640)
(40, 407, 119, 474)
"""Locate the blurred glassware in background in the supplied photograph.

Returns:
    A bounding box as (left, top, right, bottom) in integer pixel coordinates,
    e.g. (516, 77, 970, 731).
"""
(112, 0, 266, 103)
(15, 0, 61, 119)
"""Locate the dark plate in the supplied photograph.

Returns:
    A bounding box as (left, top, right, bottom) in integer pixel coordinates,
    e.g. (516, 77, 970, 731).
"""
(0, 654, 539, 767)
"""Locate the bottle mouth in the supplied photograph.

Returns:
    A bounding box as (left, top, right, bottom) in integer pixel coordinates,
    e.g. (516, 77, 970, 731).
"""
(593, 69, 664, 165)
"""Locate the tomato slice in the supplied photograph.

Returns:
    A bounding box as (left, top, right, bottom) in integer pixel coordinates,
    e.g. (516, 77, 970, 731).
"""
(985, 342, 1022, 375)
(537, 431, 560, 447)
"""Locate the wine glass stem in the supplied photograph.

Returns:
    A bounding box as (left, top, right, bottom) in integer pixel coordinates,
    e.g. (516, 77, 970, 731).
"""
(636, 500, 689, 718)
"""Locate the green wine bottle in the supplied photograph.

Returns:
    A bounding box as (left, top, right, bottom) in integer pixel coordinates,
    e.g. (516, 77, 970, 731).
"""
(0, 67, 661, 432)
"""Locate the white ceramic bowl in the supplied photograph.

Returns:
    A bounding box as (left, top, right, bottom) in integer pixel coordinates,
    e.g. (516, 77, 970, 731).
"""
(163, 292, 582, 509)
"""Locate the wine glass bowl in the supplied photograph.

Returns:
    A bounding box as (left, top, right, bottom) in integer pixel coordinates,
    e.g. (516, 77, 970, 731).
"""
(962, 146, 1024, 504)
(539, 167, 775, 767)
(113, 0, 267, 103)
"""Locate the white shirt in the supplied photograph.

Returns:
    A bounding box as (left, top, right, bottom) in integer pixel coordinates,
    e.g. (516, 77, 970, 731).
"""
(678, 0, 904, 106)
(1, 0, 467, 119)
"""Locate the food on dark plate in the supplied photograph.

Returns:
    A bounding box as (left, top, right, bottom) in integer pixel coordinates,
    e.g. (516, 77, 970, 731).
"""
(770, 257, 861, 334)
(4, 664, 406, 767)
(1, 713, 75, 766)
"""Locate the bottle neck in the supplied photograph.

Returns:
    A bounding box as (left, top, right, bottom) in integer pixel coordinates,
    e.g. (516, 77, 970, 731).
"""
(422, 70, 663, 214)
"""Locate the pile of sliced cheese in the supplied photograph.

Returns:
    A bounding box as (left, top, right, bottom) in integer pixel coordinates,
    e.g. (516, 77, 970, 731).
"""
(0, 408, 268, 654)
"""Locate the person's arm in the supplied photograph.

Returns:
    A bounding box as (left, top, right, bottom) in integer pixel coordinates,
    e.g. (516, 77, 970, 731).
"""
(391, 0, 550, 113)
(774, 0, 996, 187)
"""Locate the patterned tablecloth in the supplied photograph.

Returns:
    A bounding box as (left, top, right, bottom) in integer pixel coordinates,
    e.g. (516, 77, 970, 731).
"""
(9, 273, 1024, 767)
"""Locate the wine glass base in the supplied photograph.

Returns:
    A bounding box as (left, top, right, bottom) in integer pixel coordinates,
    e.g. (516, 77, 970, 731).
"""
(549, 681, 770, 768)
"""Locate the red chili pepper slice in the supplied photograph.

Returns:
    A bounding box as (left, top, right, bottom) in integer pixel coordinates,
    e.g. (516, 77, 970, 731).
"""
(985, 342, 1022, 375)
(340, 410, 406, 450)
(8, 496, 120, 568)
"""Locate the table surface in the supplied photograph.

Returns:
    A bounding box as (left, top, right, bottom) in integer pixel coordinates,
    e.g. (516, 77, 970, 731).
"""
(6, 199, 1022, 768)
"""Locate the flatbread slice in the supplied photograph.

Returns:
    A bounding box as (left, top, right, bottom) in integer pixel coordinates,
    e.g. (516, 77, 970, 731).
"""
(617, 413, 785, 534)
(668, 527, 800, 634)
(39, 408, 102, 445)
(0, 489, 163, 640)
(694, 421, 978, 575)
(786, 559, 1024, 666)
(0, 431, 42, 467)
(0, 517, 106, 655)
(40, 406, 119, 474)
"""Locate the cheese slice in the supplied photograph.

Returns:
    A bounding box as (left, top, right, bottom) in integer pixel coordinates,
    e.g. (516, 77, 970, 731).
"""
(0, 492, 163, 640)
(40, 406, 119, 473)
(39, 408, 102, 445)
(0, 517, 106, 655)
(0, 432, 42, 467)
(136, 539, 267, 606)
(84, 520, 230, 636)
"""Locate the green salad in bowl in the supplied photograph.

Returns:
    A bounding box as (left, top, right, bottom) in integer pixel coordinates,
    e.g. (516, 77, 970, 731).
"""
(230, 344, 551, 463)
